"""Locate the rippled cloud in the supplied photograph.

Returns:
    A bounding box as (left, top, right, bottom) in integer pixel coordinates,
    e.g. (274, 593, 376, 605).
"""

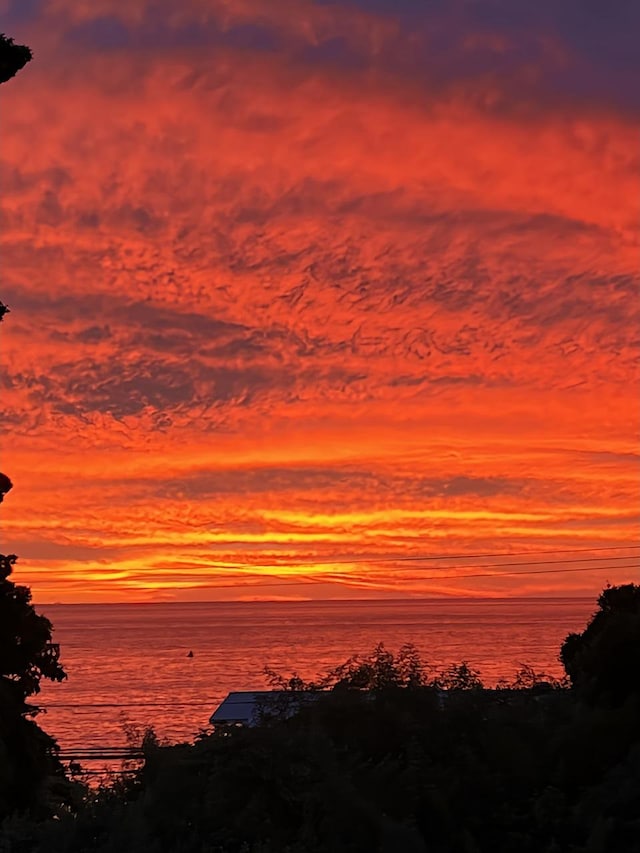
(1, 0, 638, 600)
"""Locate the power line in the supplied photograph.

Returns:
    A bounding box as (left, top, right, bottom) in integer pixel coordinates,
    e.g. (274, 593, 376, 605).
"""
(217, 551, 638, 586)
(325, 562, 639, 584)
(210, 545, 639, 574)
(355, 553, 639, 574)
(279, 544, 640, 567)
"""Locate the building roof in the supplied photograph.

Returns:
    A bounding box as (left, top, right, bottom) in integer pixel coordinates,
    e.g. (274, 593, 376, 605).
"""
(210, 690, 323, 727)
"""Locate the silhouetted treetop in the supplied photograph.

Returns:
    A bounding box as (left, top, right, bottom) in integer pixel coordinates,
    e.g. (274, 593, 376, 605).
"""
(0, 33, 32, 85)
(0, 473, 12, 503)
(560, 582, 640, 705)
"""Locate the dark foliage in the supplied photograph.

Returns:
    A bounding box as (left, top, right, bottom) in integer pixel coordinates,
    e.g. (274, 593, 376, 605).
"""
(0, 555, 67, 702)
(0, 33, 32, 85)
(560, 583, 640, 705)
(7, 608, 640, 853)
(13, 686, 640, 853)
(0, 474, 13, 505)
(0, 556, 71, 823)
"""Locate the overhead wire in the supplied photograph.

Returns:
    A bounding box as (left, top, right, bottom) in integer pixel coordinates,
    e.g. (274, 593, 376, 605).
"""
(313, 544, 640, 565)
(335, 552, 640, 574)
(204, 544, 640, 572)
(322, 562, 640, 584)
(208, 549, 639, 586)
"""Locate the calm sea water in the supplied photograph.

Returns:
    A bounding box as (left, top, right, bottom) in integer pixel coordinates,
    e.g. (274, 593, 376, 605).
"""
(37, 598, 594, 752)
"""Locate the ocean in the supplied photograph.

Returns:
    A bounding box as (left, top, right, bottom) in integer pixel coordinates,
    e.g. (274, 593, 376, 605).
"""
(37, 597, 594, 753)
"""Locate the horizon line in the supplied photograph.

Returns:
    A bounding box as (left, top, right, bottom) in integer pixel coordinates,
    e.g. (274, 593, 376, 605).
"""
(39, 593, 597, 607)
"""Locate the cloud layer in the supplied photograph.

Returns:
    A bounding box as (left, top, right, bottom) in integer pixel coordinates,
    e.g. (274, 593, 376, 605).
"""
(1, 0, 638, 601)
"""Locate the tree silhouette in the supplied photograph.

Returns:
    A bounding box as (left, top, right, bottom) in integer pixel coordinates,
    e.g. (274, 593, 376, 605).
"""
(0, 34, 74, 820)
(0, 382, 68, 819)
(560, 583, 640, 705)
(0, 33, 32, 84)
(0, 555, 67, 702)
(265, 642, 432, 693)
(0, 554, 69, 819)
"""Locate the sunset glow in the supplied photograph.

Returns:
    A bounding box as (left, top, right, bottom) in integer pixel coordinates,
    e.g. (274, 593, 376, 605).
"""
(1, 0, 638, 601)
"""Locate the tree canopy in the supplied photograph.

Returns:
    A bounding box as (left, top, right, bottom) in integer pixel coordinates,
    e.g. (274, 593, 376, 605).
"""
(560, 582, 640, 705)
(0, 556, 69, 820)
(0, 33, 32, 84)
(11, 621, 640, 853)
(0, 555, 67, 703)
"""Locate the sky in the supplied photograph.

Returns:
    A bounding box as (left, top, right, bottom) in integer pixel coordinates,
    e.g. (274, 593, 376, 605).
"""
(1, 0, 638, 603)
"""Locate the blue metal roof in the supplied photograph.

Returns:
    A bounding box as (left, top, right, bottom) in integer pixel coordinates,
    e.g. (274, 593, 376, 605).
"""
(210, 690, 322, 726)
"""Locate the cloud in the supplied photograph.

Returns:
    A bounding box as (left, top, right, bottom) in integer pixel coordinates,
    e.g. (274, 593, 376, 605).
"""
(0, 0, 637, 601)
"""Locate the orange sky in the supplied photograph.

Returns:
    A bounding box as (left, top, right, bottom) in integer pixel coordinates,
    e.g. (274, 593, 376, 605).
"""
(1, 0, 638, 602)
